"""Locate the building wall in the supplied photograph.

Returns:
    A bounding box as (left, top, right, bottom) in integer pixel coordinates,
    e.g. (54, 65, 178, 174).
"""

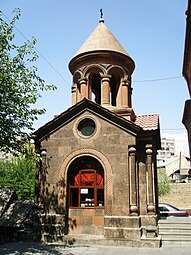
(182, 0, 191, 160)
(159, 183, 191, 210)
(40, 110, 136, 215)
(165, 156, 190, 177)
(157, 138, 175, 158)
(183, 99, 191, 159)
(37, 109, 159, 243)
(39, 110, 140, 237)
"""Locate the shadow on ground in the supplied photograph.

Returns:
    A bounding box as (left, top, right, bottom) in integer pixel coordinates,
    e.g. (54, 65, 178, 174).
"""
(0, 242, 74, 255)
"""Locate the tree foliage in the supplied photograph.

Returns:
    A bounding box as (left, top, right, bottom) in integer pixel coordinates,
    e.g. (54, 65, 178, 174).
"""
(0, 9, 56, 153)
(0, 142, 37, 200)
(157, 168, 171, 197)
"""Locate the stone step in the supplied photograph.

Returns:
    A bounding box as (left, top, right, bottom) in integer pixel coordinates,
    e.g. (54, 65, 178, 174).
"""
(159, 227, 191, 234)
(66, 234, 160, 248)
(158, 218, 191, 246)
(162, 240, 191, 246)
(159, 222, 191, 227)
(158, 220, 191, 230)
(158, 217, 191, 224)
(160, 233, 191, 238)
(160, 236, 191, 241)
(159, 232, 191, 239)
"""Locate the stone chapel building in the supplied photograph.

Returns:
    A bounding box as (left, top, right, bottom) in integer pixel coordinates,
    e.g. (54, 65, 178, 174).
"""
(33, 17, 161, 247)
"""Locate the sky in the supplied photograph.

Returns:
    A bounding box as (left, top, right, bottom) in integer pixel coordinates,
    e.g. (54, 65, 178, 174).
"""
(1, 0, 190, 156)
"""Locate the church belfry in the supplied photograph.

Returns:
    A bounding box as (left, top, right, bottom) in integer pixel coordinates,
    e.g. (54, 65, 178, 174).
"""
(33, 14, 161, 248)
(69, 17, 135, 120)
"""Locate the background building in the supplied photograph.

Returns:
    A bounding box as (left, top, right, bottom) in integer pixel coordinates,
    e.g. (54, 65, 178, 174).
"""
(157, 154, 190, 183)
(157, 137, 175, 158)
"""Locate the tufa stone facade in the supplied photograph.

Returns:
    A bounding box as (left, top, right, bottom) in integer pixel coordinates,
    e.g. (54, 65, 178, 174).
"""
(182, 0, 191, 160)
(33, 18, 161, 247)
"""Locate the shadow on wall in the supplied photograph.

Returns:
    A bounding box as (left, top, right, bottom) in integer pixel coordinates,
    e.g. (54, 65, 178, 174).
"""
(37, 158, 66, 214)
(68, 217, 77, 232)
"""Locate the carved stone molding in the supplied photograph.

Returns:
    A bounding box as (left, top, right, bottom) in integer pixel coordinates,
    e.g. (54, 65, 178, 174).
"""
(58, 148, 113, 216)
(129, 146, 138, 215)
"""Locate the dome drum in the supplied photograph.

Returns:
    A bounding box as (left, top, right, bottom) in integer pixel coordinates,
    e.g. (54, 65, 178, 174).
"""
(69, 51, 135, 75)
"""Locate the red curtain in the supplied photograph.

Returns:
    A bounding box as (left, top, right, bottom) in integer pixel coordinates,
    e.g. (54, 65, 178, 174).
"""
(74, 171, 103, 186)
(97, 173, 103, 186)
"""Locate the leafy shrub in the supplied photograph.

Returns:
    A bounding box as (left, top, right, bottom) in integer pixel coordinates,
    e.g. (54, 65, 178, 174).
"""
(157, 168, 170, 197)
(0, 143, 37, 200)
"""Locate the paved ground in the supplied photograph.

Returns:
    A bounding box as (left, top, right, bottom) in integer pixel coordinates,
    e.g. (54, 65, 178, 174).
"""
(1, 242, 191, 255)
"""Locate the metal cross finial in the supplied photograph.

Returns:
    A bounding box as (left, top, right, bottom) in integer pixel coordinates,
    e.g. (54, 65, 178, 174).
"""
(99, 9, 104, 23)
(100, 9, 103, 19)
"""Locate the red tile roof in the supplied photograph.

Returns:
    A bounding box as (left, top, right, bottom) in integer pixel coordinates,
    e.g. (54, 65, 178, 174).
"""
(134, 114, 159, 131)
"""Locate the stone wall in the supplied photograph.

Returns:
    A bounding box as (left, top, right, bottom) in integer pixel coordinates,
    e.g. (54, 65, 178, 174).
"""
(159, 183, 191, 210)
(40, 111, 136, 216)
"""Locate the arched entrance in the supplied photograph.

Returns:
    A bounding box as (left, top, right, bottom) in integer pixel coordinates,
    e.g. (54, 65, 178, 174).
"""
(67, 156, 105, 235)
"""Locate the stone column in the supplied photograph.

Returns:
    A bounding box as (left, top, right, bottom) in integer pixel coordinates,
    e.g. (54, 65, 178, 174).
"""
(79, 78, 88, 99)
(129, 87, 133, 108)
(71, 83, 77, 105)
(146, 145, 155, 214)
(101, 75, 111, 105)
(138, 143, 147, 215)
(40, 150, 47, 205)
(129, 146, 138, 215)
(122, 79, 130, 107)
(35, 157, 41, 204)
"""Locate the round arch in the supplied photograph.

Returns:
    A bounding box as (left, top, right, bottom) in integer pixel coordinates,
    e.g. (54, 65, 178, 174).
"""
(107, 65, 126, 78)
(58, 149, 113, 216)
(73, 70, 82, 83)
(107, 66, 125, 107)
(83, 64, 105, 77)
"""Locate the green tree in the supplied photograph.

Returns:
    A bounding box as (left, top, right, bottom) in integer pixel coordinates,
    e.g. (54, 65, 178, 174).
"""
(157, 168, 170, 197)
(0, 9, 56, 153)
(0, 142, 37, 200)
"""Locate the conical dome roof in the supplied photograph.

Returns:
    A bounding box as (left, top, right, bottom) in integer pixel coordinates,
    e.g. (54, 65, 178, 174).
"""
(69, 19, 135, 75)
(74, 20, 129, 57)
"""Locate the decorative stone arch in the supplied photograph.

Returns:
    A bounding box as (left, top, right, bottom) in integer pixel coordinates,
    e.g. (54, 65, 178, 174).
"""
(106, 65, 124, 107)
(83, 64, 106, 77)
(107, 65, 132, 108)
(107, 65, 126, 78)
(82, 64, 105, 104)
(73, 70, 83, 83)
(72, 70, 83, 104)
(58, 148, 113, 216)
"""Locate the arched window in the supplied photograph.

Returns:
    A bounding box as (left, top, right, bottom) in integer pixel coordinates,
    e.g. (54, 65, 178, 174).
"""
(110, 76, 117, 106)
(90, 74, 101, 104)
(110, 75, 120, 107)
(68, 156, 104, 208)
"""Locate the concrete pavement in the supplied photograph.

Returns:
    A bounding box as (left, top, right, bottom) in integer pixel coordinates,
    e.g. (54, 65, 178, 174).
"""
(1, 242, 191, 255)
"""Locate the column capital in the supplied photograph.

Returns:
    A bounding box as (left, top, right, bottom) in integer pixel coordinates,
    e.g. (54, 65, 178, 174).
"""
(146, 144, 152, 155)
(78, 77, 87, 85)
(41, 150, 47, 157)
(71, 84, 76, 91)
(101, 74, 112, 81)
(122, 79, 130, 86)
(40, 150, 47, 169)
(129, 146, 136, 154)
